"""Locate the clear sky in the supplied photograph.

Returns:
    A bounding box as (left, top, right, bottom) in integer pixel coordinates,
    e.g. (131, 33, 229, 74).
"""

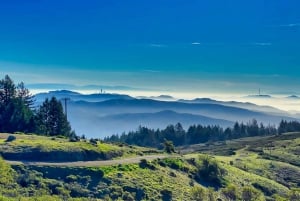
(1, 0, 300, 96)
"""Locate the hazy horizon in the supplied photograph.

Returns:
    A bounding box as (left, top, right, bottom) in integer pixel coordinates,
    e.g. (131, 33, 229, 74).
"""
(28, 86, 300, 113)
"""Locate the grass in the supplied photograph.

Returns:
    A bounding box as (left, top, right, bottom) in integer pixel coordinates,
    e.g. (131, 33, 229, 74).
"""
(0, 133, 159, 162)
(102, 162, 198, 200)
(180, 132, 300, 157)
(0, 132, 300, 200)
(0, 133, 120, 152)
(182, 132, 300, 198)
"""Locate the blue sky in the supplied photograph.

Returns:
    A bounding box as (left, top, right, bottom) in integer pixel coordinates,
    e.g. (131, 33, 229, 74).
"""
(1, 0, 300, 95)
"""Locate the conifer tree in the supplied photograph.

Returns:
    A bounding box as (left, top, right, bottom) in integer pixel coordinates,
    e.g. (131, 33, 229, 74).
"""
(36, 97, 72, 136)
(0, 75, 34, 133)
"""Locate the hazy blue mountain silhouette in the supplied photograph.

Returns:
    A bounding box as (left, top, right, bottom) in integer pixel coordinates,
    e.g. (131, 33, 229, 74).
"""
(35, 91, 298, 138)
(35, 90, 133, 103)
(178, 98, 286, 114)
(71, 110, 233, 137)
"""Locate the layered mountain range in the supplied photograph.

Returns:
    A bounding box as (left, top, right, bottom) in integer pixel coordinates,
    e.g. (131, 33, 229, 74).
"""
(34, 90, 299, 138)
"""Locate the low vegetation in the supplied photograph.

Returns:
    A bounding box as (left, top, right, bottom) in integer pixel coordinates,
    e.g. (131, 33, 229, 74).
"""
(0, 132, 299, 200)
(0, 133, 159, 162)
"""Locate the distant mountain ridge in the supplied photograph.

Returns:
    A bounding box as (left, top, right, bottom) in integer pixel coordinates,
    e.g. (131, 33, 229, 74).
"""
(35, 90, 134, 103)
(178, 97, 286, 114)
(286, 95, 300, 99)
(137, 95, 175, 101)
(245, 94, 272, 98)
(89, 110, 233, 135)
(34, 90, 298, 138)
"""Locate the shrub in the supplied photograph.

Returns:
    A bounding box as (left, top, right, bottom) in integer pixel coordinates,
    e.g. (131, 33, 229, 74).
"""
(196, 156, 226, 187)
(163, 140, 175, 153)
(241, 186, 265, 201)
(272, 194, 286, 201)
(69, 136, 79, 142)
(160, 158, 184, 171)
(89, 138, 98, 146)
(207, 187, 217, 201)
(65, 175, 78, 183)
(169, 171, 176, 177)
(122, 191, 135, 201)
(69, 183, 90, 197)
(161, 189, 172, 201)
(139, 159, 156, 170)
(252, 182, 276, 196)
(191, 186, 207, 201)
(221, 184, 239, 201)
(289, 188, 300, 201)
(5, 135, 16, 142)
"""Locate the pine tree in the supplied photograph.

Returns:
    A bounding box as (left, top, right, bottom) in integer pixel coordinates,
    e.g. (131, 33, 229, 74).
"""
(0, 75, 16, 104)
(16, 82, 35, 108)
(36, 97, 72, 136)
(0, 75, 34, 133)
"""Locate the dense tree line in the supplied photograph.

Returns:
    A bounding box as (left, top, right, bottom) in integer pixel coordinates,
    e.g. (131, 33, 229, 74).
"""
(104, 119, 300, 148)
(278, 120, 300, 134)
(0, 75, 73, 137)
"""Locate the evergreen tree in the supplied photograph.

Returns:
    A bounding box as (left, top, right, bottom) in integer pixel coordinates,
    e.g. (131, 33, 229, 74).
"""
(0, 75, 16, 104)
(0, 75, 34, 133)
(163, 139, 175, 153)
(233, 122, 241, 138)
(36, 97, 72, 136)
(16, 82, 35, 108)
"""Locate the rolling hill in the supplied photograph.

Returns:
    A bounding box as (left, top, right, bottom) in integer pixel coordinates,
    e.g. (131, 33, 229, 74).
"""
(0, 132, 299, 200)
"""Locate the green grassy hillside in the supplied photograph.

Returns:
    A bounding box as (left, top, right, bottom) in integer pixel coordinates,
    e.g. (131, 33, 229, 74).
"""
(0, 133, 159, 162)
(0, 132, 300, 200)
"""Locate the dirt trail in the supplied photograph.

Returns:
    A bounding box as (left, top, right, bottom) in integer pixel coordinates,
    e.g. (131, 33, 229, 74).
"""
(6, 154, 171, 167)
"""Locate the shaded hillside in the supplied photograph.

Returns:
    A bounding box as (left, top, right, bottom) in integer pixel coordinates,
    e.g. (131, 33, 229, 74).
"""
(73, 110, 233, 137)
(0, 133, 157, 162)
(67, 99, 296, 137)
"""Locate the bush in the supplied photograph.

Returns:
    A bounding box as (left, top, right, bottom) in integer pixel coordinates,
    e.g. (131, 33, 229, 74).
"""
(89, 138, 98, 146)
(241, 186, 265, 201)
(161, 189, 172, 201)
(163, 140, 175, 153)
(139, 159, 156, 170)
(5, 135, 16, 142)
(65, 175, 78, 183)
(207, 187, 217, 201)
(252, 182, 276, 196)
(196, 156, 226, 187)
(69, 136, 79, 142)
(289, 188, 300, 201)
(221, 184, 239, 201)
(160, 158, 184, 171)
(191, 186, 207, 201)
(122, 191, 135, 201)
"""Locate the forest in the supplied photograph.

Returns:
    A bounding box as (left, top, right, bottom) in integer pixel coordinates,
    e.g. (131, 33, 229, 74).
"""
(104, 120, 300, 148)
(0, 75, 74, 138)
